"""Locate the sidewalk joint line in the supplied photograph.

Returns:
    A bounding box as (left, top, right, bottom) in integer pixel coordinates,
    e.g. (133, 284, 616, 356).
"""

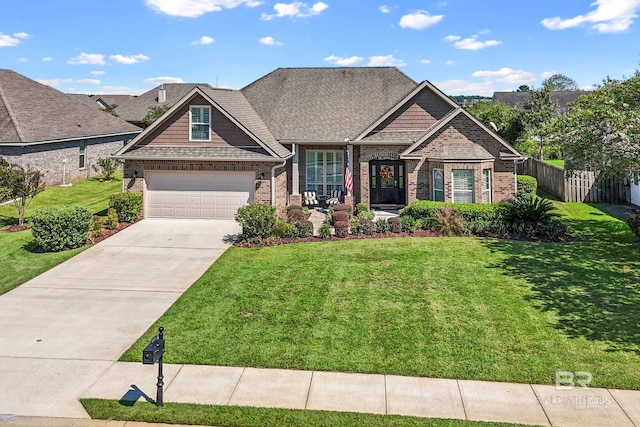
(530, 384, 552, 427)
(456, 380, 468, 420)
(304, 371, 314, 410)
(607, 388, 637, 427)
(163, 364, 184, 394)
(226, 366, 245, 405)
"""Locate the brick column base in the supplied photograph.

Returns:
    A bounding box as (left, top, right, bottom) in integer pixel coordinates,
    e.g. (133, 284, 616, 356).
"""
(289, 193, 302, 206)
(344, 195, 354, 208)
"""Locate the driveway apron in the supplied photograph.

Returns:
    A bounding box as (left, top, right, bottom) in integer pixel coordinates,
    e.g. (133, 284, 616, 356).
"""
(0, 219, 240, 418)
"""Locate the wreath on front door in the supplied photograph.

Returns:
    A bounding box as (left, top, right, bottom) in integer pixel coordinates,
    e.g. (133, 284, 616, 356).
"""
(379, 166, 394, 179)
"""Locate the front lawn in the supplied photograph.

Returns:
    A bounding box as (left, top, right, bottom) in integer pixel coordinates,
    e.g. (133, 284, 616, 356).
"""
(544, 159, 564, 169)
(122, 202, 640, 390)
(0, 174, 122, 295)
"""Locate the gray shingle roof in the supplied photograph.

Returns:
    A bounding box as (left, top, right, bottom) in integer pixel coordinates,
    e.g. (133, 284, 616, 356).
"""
(114, 83, 212, 123)
(492, 91, 588, 111)
(0, 69, 141, 144)
(241, 67, 417, 141)
(117, 145, 278, 161)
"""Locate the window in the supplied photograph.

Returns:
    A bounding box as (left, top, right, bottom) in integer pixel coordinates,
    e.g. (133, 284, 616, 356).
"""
(433, 169, 444, 202)
(190, 106, 210, 141)
(78, 141, 86, 169)
(452, 169, 474, 203)
(306, 150, 344, 196)
(482, 169, 491, 203)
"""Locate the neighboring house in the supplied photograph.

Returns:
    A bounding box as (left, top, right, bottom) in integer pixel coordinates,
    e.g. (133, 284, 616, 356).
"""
(492, 91, 587, 112)
(0, 70, 141, 185)
(631, 175, 640, 206)
(114, 67, 522, 220)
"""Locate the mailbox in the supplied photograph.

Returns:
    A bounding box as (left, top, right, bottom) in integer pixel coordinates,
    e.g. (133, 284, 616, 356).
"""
(142, 336, 165, 365)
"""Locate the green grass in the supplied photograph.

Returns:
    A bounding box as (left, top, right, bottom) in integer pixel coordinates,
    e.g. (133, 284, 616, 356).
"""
(0, 173, 122, 295)
(543, 159, 564, 169)
(81, 399, 523, 427)
(122, 202, 640, 390)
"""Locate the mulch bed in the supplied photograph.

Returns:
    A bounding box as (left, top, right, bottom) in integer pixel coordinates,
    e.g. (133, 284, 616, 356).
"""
(3, 224, 30, 232)
(88, 221, 136, 245)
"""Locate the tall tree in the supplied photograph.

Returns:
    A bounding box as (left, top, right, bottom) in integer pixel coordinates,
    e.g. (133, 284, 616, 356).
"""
(142, 104, 172, 127)
(517, 85, 531, 92)
(0, 159, 46, 225)
(467, 101, 525, 144)
(553, 72, 640, 178)
(520, 87, 558, 160)
(542, 74, 579, 91)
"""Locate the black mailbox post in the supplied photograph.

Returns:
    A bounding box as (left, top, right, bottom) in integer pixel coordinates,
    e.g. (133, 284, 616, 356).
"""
(142, 326, 165, 407)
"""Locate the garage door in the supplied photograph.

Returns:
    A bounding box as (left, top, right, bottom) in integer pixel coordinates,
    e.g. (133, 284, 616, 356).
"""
(146, 171, 255, 219)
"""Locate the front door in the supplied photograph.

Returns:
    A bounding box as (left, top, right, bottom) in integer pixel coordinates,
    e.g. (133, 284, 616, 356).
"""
(370, 160, 406, 206)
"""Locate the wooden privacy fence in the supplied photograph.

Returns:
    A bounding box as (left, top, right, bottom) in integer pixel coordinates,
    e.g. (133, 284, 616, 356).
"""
(517, 157, 630, 203)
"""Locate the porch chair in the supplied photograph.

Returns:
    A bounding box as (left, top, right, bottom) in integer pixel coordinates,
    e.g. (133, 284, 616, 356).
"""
(326, 190, 343, 206)
(303, 191, 320, 207)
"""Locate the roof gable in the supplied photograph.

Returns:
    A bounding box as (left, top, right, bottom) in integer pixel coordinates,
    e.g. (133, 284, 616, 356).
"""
(241, 67, 417, 141)
(0, 69, 140, 144)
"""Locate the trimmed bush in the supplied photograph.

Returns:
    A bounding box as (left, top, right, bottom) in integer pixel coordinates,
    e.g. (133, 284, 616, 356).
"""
(286, 209, 305, 223)
(31, 206, 92, 252)
(332, 210, 349, 225)
(361, 219, 376, 235)
(517, 175, 538, 200)
(401, 200, 507, 223)
(235, 203, 277, 243)
(628, 211, 640, 238)
(295, 220, 314, 238)
(105, 208, 119, 230)
(388, 216, 402, 233)
(375, 218, 389, 234)
(418, 217, 438, 231)
(333, 203, 352, 214)
(334, 220, 349, 238)
(108, 192, 142, 223)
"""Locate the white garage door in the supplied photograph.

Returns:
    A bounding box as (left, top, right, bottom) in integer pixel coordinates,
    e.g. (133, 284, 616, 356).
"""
(146, 171, 255, 219)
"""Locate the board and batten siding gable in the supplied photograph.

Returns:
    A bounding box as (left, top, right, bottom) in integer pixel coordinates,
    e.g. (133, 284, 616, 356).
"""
(137, 95, 261, 148)
(372, 89, 454, 133)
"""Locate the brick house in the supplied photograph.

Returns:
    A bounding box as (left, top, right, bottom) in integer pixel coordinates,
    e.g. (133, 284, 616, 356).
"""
(114, 67, 522, 219)
(0, 70, 141, 185)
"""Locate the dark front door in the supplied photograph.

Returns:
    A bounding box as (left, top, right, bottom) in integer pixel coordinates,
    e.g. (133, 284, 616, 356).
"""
(370, 160, 406, 206)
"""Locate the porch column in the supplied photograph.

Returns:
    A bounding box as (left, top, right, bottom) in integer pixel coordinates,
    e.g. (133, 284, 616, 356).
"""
(346, 144, 353, 196)
(292, 143, 299, 195)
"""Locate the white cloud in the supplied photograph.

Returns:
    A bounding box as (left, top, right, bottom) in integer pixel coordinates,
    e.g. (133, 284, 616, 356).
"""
(540, 71, 556, 79)
(97, 85, 148, 95)
(145, 76, 185, 84)
(420, 59, 431, 64)
(444, 60, 455, 65)
(192, 36, 215, 45)
(399, 11, 444, 29)
(472, 67, 537, 84)
(76, 79, 101, 85)
(324, 55, 364, 66)
(68, 53, 106, 65)
(36, 78, 102, 88)
(445, 34, 501, 50)
(146, 0, 262, 17)
(90, 70, 105, 75)
(261, 1, 328, 20)
(368, 55, 406, 67)
(109, 54, 150, 64)
(42, 57, 53, 62)
(434, 79, 495, 96)
(541, 0, 640, 33)
(18, 57, 28, 63)
(0, 32, 29, 47)
(379, 5, 390, 13)
(259, 36, 283, 45)
(36, 79, 61, 87)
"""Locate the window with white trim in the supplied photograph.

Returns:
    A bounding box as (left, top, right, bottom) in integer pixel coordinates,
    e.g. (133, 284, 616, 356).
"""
(306, 150, 344, 196)
(482, 169, 491, 203)
(452, 169, 474, 203)
(190, 105, 211, 141)
(433, 168, 444, 202)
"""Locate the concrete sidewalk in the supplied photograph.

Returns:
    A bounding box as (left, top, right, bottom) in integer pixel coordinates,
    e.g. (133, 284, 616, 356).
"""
(82, 362, 640, 427)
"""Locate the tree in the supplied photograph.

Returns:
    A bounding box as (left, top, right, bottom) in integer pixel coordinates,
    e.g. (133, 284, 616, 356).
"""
(520, 87, 558, 160)
(542, 74, 579, 91)
(0, 159, 46, 225)
(103, 104, 119, 117)
(552, 72, 640, 178)
(467, 101, 525, 144)
(92, 157, 122, 181)
(142, 104, 172, 127)
(517, 85, 531, 92)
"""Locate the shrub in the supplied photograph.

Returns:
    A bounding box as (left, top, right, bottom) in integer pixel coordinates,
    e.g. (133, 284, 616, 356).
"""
(375, 218, 389, 234)
(319, 223, 331, 239)
(272, 218, 291, 238)
(350, 218, 363, 235)
(285, 204, 303, 212)
(334, 203, 352, 214)
(504, 197, 562, 239)
(332, 210, 350, 225)
(235, 203, 277, 243)
(357, 210, 374, 220)
(92, 157, 121, 181)
(435, 207, 465, 236)
(417, 217, 438, 231)
(517, 175, 538, 200)
(401, 215, 417, 233)
(354, 203, 369, 217)
(361, 219, 376, 235)
(295, 220, 314, 238)
(402, 200, 507, 223)
(90, 215, 104, 238)
(286, 209, 305, 223)
(628, 211, 640, 237)
(108, 192, 142, 223)
(31, 206, 92, 252)
(388, 216, 402, 233)
(334, 220, 349, 238)
(105, 208, 119, 230)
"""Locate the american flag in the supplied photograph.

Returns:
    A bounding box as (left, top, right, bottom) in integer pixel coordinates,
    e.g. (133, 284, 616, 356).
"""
(344, 166, 353, 194)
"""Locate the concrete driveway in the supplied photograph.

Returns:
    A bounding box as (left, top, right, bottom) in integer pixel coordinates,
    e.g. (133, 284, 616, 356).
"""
(0, 219, 240, 418)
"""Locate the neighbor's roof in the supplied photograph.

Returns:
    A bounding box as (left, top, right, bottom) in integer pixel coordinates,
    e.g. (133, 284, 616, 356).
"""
(113, 83, 212, 123)
(0, 69, 141, 144)
(241, 67, 417, 141)
(492, 91, 588, 111)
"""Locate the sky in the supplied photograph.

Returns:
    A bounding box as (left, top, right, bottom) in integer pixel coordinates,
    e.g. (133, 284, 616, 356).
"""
(1, 0, 639, 96)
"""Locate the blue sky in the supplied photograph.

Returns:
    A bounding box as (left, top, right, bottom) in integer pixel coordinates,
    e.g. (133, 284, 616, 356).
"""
(1, 0, 639, 96)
